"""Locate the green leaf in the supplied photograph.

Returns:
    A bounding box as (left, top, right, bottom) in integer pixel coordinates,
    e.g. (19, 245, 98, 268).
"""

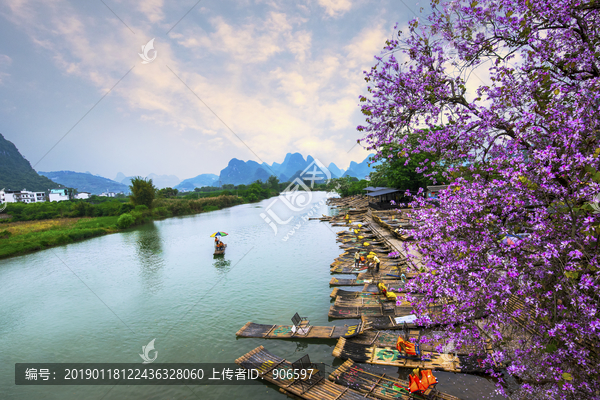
(564, 271, 579, 280)
(545, 342, 557, 353)
(562, 373, 572, 381)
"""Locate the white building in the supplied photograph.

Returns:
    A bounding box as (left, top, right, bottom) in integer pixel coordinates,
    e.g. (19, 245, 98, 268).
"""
(99, 192, 116, 197)
(75, 192, 91, 200)
(49, 188, 72, 202)
(0, 189, 46, 204)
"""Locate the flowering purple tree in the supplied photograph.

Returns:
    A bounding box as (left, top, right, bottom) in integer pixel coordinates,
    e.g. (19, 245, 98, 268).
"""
(358, 0, 600, 398)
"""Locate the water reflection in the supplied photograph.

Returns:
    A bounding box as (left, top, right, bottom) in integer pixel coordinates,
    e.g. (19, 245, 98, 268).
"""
(212, 257, 232, 276)
(135, 223, 165, 294)
(295, 341, 309, 353)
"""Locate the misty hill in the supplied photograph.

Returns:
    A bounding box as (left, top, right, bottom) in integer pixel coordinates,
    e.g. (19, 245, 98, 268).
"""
(328, 162, 344, 178)
(217, 153, 373, 186)
(0, 133, 61, 192)
(343, 154, 380, 179)
(219, 159, 266, 186)
(39, 171, 129, 195)
(146, 173, 180, 189)
(174, 174, 219, 191)
(115, 173, 180, 189)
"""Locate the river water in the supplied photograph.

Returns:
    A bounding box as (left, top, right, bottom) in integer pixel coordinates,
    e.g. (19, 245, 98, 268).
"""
(0, 192, 505, 399)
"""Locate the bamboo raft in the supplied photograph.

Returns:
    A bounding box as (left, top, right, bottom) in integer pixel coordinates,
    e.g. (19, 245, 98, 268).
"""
(235, 346, 369, 400)
(333, 294, 421, 308)
(213, 243, 227, 255)
(360, 316, 419, 330)
(356, 270, 415, 280)
(332, 338, 486, 374)
(329, 277, 376, 286)
(346, 330, 480, 355)
(235, 321, 363, 340)
(330, 287, 409, 299)
(362, 282, 408, 292)
(329, 300, 438, 319)
(329, 360, 463, 400)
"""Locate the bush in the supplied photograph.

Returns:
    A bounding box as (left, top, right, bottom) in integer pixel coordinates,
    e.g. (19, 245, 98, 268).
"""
(119, 203, 134, 214)
(134, 205, 149, 212)
(152, 207, 171, 218)
(203, 205, 219, 212)
(117, 213, 135, 229)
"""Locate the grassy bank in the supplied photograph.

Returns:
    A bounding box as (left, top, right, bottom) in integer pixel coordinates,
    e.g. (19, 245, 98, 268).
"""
(0, 217, 118, 259)
(0, 195, 246, 260)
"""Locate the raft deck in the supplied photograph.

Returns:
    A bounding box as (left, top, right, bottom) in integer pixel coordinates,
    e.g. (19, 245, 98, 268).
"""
(235, 346, 368, 400)
(329, 359, 463, 400)
(329, 277, 376, 286)
(332, 338, 486, 374)
(235, 321, 363, 340)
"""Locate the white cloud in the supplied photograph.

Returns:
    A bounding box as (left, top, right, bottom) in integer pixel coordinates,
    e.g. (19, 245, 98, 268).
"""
(2, 0, 386, 174)
(317, 0, 353, 17)
(138, 0, 164, 23)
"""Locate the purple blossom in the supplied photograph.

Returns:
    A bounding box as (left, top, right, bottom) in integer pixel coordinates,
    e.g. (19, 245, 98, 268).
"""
(357, 1, 600, 398)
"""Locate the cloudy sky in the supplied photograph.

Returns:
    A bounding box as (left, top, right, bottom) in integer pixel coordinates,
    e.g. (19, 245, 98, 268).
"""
(0, 0, 421, 181)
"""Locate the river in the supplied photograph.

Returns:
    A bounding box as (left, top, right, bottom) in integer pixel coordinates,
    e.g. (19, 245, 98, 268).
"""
(0, 192, 505, 399)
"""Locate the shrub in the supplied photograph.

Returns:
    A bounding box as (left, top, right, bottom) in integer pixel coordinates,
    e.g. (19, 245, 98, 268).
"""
(117, 213, 135, 229)
(119, 203, 134, 214)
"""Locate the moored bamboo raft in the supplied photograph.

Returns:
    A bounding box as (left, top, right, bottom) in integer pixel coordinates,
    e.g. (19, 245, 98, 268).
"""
(333, 294, 421, 308)
(329, 300, 439, 319)
(360, 316, 420, 330)
(235, 346, 368, 400)
(235, 321, 363, 340)
(347, 330, 480, 355)
(362, 282, 408, 292)
(329, 277, 375, 286)
(356, 270, 416, 281)
(332, 338, 487, 374)
(330, 286, 407, 299)
(329, 360, 463, 400)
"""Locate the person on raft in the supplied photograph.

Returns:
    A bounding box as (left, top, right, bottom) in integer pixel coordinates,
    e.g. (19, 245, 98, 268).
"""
(359, 255, 366, 266)
(354, 251, 360, 268)
(371, 255, 381, 272)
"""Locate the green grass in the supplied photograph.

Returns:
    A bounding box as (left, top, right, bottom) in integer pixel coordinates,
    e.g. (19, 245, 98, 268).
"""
(0, 194, 276, 260)
(0, 217, 119, 259)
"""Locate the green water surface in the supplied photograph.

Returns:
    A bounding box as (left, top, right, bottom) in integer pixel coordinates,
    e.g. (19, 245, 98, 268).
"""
(0, 192, 504, 399)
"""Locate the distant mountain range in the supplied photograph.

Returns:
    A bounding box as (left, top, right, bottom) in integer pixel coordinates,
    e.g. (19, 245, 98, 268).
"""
(38, 171, 130, 195)
(217, 153, 376, 186)
(174, 174, 219, 191)
(114, 173, 180, 189)
(0, 133, 61, 192)
(36, 153, 378, 194)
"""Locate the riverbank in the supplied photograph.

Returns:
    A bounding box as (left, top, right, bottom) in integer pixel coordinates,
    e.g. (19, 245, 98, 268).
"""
(0, 195, 251, 260)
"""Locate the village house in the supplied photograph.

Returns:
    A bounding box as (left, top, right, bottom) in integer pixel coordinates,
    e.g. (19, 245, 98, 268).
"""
(0, 189, 46, 204)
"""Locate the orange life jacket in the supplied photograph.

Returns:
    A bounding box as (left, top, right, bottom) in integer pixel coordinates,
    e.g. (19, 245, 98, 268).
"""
(396, 337, 418, 356)
(408, 374, 427, 393)
(420, 370, 437, 387)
